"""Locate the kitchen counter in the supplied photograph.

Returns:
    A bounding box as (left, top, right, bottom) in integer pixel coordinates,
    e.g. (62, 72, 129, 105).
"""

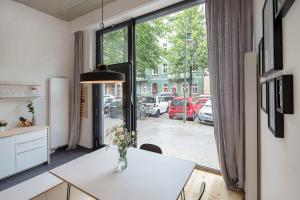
(0, 126, 49, 138)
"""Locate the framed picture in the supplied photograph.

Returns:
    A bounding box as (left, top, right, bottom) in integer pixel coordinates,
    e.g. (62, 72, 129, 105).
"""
(258, 38, 264, 77)
(262, 0, 283, 75)
(275, 0, 295, 18)
(267, 79, 284, 138)
(261, 81, 268, 113)
(276, 75, 293, 114)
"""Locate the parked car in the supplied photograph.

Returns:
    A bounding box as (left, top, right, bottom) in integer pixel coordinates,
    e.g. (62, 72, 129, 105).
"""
(157, 92, 175, 104)
(104, 96, 115, 113)
(142, 96, 169, 117)
(197, 94, 210, 109)
(198, 100, 214, 125)
(168, 97, 201, 121)
(109, 100, 123, 118)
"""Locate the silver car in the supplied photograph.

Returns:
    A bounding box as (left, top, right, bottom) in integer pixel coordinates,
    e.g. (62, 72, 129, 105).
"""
(198, 100, 214, 125)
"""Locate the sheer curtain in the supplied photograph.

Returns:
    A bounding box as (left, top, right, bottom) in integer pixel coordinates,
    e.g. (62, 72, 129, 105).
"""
(205, 0, 253, 191)
(68, 31, 83, 149)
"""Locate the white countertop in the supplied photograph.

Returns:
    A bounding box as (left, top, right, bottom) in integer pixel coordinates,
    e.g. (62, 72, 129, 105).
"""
(51, 147, 196, 200)
(0, 126, 48, 138)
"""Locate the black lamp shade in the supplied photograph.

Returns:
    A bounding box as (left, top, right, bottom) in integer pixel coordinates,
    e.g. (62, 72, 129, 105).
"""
(80, 64, 125, 84)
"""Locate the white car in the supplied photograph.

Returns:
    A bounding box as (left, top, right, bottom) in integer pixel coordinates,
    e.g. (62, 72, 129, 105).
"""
(198, 100, 214, 125)
(142, 96, 169, 117)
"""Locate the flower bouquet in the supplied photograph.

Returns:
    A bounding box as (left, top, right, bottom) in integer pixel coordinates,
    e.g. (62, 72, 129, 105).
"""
(106, 125, 133, 170)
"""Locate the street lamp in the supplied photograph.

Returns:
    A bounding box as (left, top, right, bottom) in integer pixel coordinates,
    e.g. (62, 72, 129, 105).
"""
(183, 20, 192, 123)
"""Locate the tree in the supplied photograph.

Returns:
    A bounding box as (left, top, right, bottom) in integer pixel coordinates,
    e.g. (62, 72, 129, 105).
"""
(166, 5, 208, 96)
(136, 18, 168, 74)
(103, 27, 128, 65)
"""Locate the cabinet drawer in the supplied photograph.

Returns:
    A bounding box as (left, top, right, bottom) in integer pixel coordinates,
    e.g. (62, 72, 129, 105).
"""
(16, 130, 47, 144)
(16, 137, 47, 153)
(16, 146, 47, 172)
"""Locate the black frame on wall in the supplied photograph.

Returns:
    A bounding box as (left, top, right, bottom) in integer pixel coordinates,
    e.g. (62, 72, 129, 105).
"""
(267, 78, 284, 138)
(262, 0, 283, 76)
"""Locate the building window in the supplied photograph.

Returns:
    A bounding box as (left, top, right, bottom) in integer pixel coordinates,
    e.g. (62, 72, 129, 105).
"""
(162, 64, 168, 74)
(182, 83, 189, 94)
(153, 68, 158, 75)
(192, 64, 198, 72)
(192, 83, 198, 94)
(162, 43, 168, 49)
(163, 84, 168, 92)
(172, 86, 177, 93)
(117, 84, 121, 96)
(141, 83, 147, 94)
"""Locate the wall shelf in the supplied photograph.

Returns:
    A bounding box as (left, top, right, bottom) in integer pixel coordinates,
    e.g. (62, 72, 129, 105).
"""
(0, 83, 40, 87)
(0, 83, 40, 99)
(0, 96, 41, 100)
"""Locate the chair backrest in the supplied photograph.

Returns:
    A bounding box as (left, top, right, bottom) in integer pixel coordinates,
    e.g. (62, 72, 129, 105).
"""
(140, 143, 163, 154)
(198, 182, 206, 200)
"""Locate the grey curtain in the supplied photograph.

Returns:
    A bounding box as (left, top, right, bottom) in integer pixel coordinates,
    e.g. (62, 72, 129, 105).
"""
(68, 31, 83, 149)
(205, 0, 253, 191)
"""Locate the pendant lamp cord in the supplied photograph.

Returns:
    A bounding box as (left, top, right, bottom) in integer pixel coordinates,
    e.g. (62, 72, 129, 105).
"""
(100, 0, 104, 30)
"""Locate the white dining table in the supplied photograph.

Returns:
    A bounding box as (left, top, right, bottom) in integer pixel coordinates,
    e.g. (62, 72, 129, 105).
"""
(50, 147, 196, 200)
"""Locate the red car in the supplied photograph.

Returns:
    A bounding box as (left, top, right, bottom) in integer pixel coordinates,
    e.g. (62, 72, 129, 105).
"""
(198, 95, 210, 109)
(168, 97, 201, 121)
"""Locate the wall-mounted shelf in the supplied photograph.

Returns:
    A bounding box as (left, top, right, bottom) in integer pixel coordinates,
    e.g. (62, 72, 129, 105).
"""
(0, 83, 40, 99)
(0, 96, 41, 100)
(0, 83, 40, 87)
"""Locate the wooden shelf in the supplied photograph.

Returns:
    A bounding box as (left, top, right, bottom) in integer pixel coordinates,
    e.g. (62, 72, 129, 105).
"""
(0, 83, 40, 87)
(0, 96, 41, 100)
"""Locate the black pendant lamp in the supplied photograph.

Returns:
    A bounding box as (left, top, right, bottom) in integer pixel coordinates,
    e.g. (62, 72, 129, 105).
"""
(80, 0, 125, 84)
(80, 64, 125, 83)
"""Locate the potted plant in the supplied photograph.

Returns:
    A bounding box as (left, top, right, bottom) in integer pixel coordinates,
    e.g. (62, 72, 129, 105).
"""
(27, 101, 36, 126)
(0, 120, 8, 132)
(106, 125, 134, 171)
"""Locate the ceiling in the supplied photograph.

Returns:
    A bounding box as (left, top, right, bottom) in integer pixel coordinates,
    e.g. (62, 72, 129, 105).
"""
(13, 0, 116, 21)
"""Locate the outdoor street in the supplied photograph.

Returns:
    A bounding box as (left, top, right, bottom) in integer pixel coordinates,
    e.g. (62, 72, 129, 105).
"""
(104, 113, 220, 170)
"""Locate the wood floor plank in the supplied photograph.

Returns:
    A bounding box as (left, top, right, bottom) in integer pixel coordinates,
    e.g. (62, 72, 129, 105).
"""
(178, 170, 243, 200)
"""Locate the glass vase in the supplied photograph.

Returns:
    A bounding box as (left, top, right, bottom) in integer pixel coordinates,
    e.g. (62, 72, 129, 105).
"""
(117, 146, 128, 171)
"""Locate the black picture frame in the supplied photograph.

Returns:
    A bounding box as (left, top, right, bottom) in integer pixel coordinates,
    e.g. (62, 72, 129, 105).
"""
(276, 75, 293, 114)
(258, 38, 265, 77)
(262, 0, 283, 76)
(267, 78, 284, 138)
(275, 0, 295, 18)
(261, 81, 268, 113)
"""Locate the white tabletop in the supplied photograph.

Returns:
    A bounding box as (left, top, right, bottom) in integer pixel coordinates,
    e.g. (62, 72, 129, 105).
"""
(50, 147, 195, 200)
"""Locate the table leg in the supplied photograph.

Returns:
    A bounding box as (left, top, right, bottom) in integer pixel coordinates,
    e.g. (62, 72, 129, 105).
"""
(67, 183, 71, 200)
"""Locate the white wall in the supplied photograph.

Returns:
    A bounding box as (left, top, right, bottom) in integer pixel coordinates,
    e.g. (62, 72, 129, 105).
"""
(253, 0, 300, 199)
(244, 53, 257, 200)
(0, 0, 73, 127)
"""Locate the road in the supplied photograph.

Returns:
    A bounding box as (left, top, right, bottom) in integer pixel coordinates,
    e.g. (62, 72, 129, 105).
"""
(104, 113, 220, 170)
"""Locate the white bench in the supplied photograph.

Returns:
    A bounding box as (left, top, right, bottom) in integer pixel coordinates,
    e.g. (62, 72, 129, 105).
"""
(0, 172, 66, 200)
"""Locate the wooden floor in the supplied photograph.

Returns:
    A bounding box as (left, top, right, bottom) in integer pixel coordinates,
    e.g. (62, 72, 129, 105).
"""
(179, 170, 243, 200)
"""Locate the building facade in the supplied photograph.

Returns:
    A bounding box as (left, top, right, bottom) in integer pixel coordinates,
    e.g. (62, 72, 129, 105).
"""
(136, 65, 206, 97)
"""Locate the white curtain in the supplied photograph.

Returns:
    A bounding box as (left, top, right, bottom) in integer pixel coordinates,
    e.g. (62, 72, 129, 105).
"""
(205, 0, 253, 191)
(68, 31, 83, 149)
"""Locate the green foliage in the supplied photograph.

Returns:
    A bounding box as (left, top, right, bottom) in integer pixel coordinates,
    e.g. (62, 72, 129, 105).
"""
(166, 5, 208, 78)
(136, 18, 169, 73)
(102, 5, 208, 78)
(103, 27, 128, 65)
(27, 101, 35, 115)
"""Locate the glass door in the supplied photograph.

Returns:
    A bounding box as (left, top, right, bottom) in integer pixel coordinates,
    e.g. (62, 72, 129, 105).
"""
(93, 21, 135, 149)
